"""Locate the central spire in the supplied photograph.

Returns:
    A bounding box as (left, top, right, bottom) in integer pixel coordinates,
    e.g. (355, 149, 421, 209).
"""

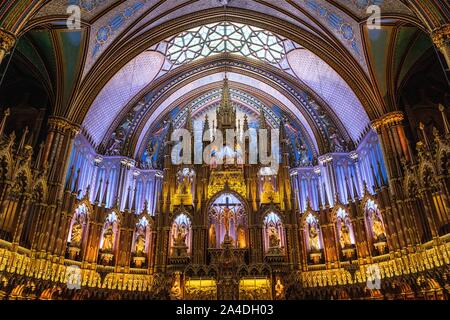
(216, 75, 236, 131)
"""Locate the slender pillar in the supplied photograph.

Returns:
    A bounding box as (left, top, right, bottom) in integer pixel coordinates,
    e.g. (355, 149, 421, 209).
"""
(371, 112, 409, 186)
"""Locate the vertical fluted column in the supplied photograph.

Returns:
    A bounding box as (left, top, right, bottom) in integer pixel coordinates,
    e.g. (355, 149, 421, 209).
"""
(371, 112, 409, 184)
(0, 29, 15, 65)
(36, 117, 79, 254)
(431, 24, 450, 67)
(298, 225, 308, 271)
(319, 155, 337, 205)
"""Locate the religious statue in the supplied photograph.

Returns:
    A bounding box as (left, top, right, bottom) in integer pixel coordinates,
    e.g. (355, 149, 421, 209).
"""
(372, 214, 386, 242)
(106, 128, 125, 156)
(262, 177, 275, 194)
(339, 224, 352, 249)
(70, 223, 82, 247)
(177, 171, 192, 195)
(275, 278, 285, 300)
(329, 127, 345, 152)
(237, 226, 246, 248)
(309, 224, 320, 252)
(295, 136, 309, 166)
(209, 224, 217, 248)
(268, 226, 280, 248)
(102, 226, 114, 252)
(173, 224, 187, 246)
(170, 274, 182, 300)
(135, 234, 146, 255)
(222, 207, 232, 238)
(144, 141, 158, 169)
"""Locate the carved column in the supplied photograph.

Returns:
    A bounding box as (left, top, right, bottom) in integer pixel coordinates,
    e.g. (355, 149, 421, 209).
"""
(371, 112, 410, 183)
(0, 29, 15, 65)
(431, 24, 450, 68)
(36, 117, 79, 254)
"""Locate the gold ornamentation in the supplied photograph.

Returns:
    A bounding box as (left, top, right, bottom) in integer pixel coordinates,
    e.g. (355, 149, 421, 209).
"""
(101, 226, 114, 252)
(47, 117, 80, 134)
(309, 224, 320, 252)
(261, 177, 280, 203)
(208, 170, 246, 199)
(339, 224, 352, 249)
(170, 273, 183, 300)
(274, 277, 285, 300)
(371, 111, 404, 131)
(0, 29, 15, 54)
(431, 24, 450, 49)
(135, 234, 145, 255)
(70, 223, 82, 247)
(184, 278, 217, 300)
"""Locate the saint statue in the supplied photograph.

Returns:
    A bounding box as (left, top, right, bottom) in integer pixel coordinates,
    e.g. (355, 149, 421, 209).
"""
(339, 224, 351, 249)
(177, 172, 192, 195)
(173, 225, 187, 246)
(309, 224, 320, 252)
(237, 227, 246, 248)
(102, 226, 114, 252)
(145, 141, 158, 169)
(135, 234, 146, 255)
(372, 214, 386, 242)
(209, 224, 217, 248)
(268, 226, 280, 248)
(275, 278, 285, 300)
(329, 127, 345, 152)
(263, 177, 275, 194)
(170, 274, 182, 300)
(70, 223, 82, 247)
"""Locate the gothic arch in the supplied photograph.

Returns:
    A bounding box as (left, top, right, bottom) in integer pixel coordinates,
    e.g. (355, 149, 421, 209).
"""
(67, 8, 381, 126)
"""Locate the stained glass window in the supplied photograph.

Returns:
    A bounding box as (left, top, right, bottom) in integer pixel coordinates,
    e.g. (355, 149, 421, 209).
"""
(167, 22, 286, 66)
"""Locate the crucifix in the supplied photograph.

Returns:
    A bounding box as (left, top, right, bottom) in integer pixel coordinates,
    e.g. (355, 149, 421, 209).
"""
(222, 197, 232, 238)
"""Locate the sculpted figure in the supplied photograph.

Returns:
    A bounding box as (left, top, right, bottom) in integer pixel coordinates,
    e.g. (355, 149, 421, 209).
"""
(237, 226, 246, 248)
(309, 224, 320, 251)
(173, 225, 187, 246)
(269, 226, 280, 248)
(135, 234, 145, 255)
(209, 224, 217, 248)
(275, 278, 285, 300)
(372, 214, 386, 241)
(102, 226, 114, 252)
(70, 223, 82, 247)
(339, 224, 351, 249)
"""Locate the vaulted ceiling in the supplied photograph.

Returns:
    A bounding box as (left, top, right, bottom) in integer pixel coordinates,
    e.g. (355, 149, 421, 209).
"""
(0, 0, 448, 160)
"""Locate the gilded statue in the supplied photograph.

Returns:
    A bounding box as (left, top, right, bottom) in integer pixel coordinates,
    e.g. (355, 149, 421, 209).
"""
(309, 224, 320, 251)
(177, 172, 191, 195)
(222, 207, 232, 238)
(102, 226, 114, 252)
(275, 278, 285, 300)
(135, 234, 145, 255)
(262, 178, 275, 194)
(209, 224, 217, 248)
(268, 226, 280, 248)
(70, 223, 82, 247)
(237, 226, 246, 248)
(170, 274, 182, 300)
(339, 224, 351, 249)
(173, 225, 187, 246)
(372, 214, 386, 241)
